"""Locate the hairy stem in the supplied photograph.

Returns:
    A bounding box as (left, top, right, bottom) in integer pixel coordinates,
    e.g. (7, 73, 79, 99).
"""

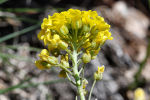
(72, 49, 85, 100)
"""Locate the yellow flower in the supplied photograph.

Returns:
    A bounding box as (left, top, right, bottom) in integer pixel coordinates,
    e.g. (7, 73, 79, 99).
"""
(97, 65, 105, 74)
(38, 49, 49, 61)
(47, 34, 61, 50)
(83, 42, 91, 49)
(134, 88, 145, 100)
(41, 16, 52, 30)
(36, 48, 58, 66)
(94, 65, 105, 80)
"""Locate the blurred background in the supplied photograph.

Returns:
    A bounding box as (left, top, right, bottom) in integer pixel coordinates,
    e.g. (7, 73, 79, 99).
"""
(0, 0, 150, 100)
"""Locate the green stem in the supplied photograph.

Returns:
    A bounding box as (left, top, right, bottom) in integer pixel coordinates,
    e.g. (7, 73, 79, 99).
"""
(88, 80, 96, 100)
(72, 49, 85, 100)
(78, 85, 85, 100)
(58, 64, 72, 75)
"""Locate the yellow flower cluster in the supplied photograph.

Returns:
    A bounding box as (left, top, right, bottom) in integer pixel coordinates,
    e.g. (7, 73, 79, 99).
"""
(35, 9, 113, 69)
(38, 9, 112, 49)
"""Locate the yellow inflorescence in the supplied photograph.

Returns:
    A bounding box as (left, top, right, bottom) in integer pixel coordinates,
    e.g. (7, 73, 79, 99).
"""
(35, 9, 113, 70)
(38, 9, 112, 49)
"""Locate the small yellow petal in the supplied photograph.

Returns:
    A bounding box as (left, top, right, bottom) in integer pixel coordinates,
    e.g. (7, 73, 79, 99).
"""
(39, 49, 49, 61)
(98, 65, 105, 73)
(40, 49, 49, 56)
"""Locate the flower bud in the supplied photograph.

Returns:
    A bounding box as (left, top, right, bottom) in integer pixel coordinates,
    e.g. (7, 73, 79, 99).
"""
(47, 56, 58, 65)
(61, 60, 70, 68)
(82, 79, 88, 89)
(76, 19, 82, 29)
(39, 49, 49, 61)
(94, 72, 103, 80)
(60, 25, 69, 35)
(91, 26, 98, 34)
(82, 25, 90, 33)
(59, 41, 68, 50)
(82, 52, 91, 63)
(72, 19, 82, 29)
(94, 66, 105, 80)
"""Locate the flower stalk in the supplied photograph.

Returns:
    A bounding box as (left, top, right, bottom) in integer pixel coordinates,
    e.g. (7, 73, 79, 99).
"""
(88, 80, 96, 100)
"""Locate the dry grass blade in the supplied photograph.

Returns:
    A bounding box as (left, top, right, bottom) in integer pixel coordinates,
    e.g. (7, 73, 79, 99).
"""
(0, 79, 67, 94)
(0, 23, 40, 43)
